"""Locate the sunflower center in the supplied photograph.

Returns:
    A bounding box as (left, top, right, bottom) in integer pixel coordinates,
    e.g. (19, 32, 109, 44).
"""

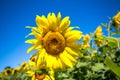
(51, 39, 58, 44)
(35, 72, 45, 80)
(43, 31, 65, 55)
(6, 69, 11, 75)
(14, 70, 18, 74)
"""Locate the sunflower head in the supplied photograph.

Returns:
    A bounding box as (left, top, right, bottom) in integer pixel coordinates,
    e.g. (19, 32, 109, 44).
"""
(20, 62, 28, 70)
(81, 34, 90, 49)
(27, 65, 54, 80)
(2, 68, 12, 76)
(28, 55, 37, 67)
(83, 34, 90, 42)
(12, 67, 20, 75)
(34, 72, 46, 80)
(43, 31, 65, 55)
(113, 12, 120, 24)
(0, 74, 2, 78)
(95, 26, 102, 37)
(26, 12, 82, 69)
(112, 12, 120, 32)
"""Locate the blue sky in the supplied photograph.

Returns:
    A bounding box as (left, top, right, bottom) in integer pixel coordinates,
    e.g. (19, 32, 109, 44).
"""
(0, 0, 120, 72)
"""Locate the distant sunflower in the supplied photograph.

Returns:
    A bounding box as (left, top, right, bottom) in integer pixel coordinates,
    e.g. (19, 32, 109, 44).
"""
(27, 66, 54, 80)
(0, 74, 2, 78)
(112, 12, 120, 32)
(27, 57, 55, 80)
(82, 34, 90, 49)
(2, 68, 12, 76)
(95, 26, 102, 37)
(94, 26, 104, 46)
(12, 67, 20, 75)
(26, 12, 82, 69)
(20, 62, 28, 70)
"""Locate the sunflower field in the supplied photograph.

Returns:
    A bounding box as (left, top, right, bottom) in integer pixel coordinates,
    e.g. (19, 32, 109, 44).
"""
(0, 12, 120, 80)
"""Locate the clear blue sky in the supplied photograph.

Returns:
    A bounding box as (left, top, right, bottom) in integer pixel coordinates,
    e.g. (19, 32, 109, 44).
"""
(0, 0, 120, 72)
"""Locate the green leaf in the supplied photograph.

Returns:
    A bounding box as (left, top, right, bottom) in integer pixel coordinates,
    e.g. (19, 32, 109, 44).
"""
(111, 32, 120, 35)
(106, 37, 117, 43)
(29, 67, 48, 74)
(92, 63, 109, 72)
(106, 37, 118, 48)
(101, 23, 107, 27)
(117, 39, 120, 50)
(104, 57, 120, 78)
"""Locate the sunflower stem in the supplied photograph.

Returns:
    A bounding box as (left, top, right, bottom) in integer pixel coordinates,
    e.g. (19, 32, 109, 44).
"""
(107, 20, 112, 37)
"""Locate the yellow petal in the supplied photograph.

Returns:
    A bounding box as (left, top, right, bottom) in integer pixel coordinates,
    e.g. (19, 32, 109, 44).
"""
(32, 75, 35, 80)
(65, 30, 82, 42)
(61, 27, 74, 35)
(95, 26, 102, 36)
(47, 13, 53, 25)
(25, 39, 37, 44)
(25, 33, 33, 38)
(59, 51, 73, 68)
(64, 50, 77, 63)
(46, 55, 53, 68)
(115, 20, 120, 24)
(47, 13, 57, 31)
(59, 16, 70, 31)
(32, 29, 42, 39)
(57, 12, 61, 26)
(36, 15, 49, 34)
(26, 41, 42, 54)
(37, 49, 46, 65)
(36, 15, 49, 28)
(52, 56, 59, 69)
(66, 34, 82, 42)
(83, 34, 90, 41)
(65, 30, 82, 38)
(57, 57, 64, 69)
(26, 45, 35, 54)
(51, 13, 57, 24)
(51, 13, 57, 31)
(66, 42, 81, 49)
(46, 55, 59, 69)
(26, 71, 34, 76)
(65, 47, 78, 56)
(66, 27, 73, 32)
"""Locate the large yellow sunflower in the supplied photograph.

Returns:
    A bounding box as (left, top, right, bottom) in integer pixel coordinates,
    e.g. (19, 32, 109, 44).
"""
(26, 12, 82, 69)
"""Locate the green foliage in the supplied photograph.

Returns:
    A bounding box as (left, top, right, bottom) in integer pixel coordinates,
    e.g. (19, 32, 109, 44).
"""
(105, 57, 120, 79)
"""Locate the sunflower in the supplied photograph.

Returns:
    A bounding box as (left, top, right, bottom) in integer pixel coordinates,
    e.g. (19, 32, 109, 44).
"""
(95, 26, 102, 37)
(20, 62, 28, 70)
(2, 68, 12, 76)
(0, 74, 2, 78)
(12, 67, 20, 75)
(26, 12, 82, 69)
(27, 68, 54, 80)
(82, 34, 90, 49)
(27, 56, 55, 80)
(112, 12, 120, 32)
(94, 26, 104, 46)
(83, 34, 90, 41)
